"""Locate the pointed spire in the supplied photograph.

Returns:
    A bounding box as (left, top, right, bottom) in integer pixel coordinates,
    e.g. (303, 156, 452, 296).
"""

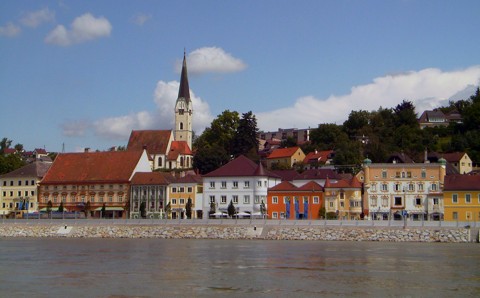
(178, 50, 191, 103)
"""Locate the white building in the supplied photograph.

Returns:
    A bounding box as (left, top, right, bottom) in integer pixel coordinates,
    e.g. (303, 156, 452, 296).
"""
(202, 155, 282, 218)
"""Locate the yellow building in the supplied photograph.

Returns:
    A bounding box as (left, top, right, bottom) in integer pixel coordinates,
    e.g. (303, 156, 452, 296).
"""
(324, 177, 363, 220)
(168, 173, 202, 219)
(266, 146, 306, 170)
(443, 175, 480, 221)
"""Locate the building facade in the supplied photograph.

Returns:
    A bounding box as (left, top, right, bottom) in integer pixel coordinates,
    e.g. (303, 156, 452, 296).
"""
(324, 177, 363, 220)
(130, 172, 170, 219)
(362, 159, 446, 220)
(443, 175, 480, 221)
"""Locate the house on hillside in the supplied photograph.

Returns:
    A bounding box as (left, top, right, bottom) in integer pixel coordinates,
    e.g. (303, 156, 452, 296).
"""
(266, 146, 306, 170)
(0, 161, 52, 217)
(303, 150, 334, 169)
(267, 180, 323, 220)
(38, 149, 151, 218)
(442, 152, 472, 174)
(202, 155, 281, 218)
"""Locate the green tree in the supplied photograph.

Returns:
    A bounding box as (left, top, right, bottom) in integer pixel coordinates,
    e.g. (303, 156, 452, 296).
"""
(46, 200, 52, 214)
(227, 200, 236, 218)
(231, 111, 259, 160)
(14, 143, 23, 152)
(84, 201, 91, 218)
(101, 203, 106, 218)
(394, 100, 418, 127)
(0, 138, 12, 154)
(209, 201, 216, 217)
(193, 143, 229, 174)
(185, 198, 193, 219)
(139, 201, 146, 218)
(58, 201, 64, 212)
(280, 136, 298, 148)
(0, 153, 25, 175)
(343, 110, 371, 138)
(309, 123, 345, 150)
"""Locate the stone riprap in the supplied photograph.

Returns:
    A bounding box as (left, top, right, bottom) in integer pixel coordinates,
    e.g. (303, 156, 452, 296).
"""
(0, 224, 471, 242)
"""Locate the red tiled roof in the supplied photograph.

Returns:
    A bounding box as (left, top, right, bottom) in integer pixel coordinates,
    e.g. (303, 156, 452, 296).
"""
(174, 173, 203, 184)
(204, 155, 279, 178)
(298, 181, 324, 191)
(131, 172, 172, 185)
(267, 147, 301, 159)
(270, 169, 299, 181)
(167, 141, 192, 160)
(294, 169, 339, 180)
(444, 174, 480, 191)
(127, 130, 172, 155)
(269, 181, 298, 191)
(41, 150, 145, 184)
(442, 152, 466, 163)
(324, 176, 362, 189)
(3, 148, 16, 154)
(35, 148, 47, 154)
(304, 150, 333, 164)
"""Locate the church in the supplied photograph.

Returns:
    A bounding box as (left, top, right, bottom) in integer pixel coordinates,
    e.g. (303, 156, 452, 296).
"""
(127, 52, 194, 171)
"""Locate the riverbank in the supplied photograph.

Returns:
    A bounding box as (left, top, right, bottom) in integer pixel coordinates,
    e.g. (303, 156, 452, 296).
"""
(0, 223, 475, 242)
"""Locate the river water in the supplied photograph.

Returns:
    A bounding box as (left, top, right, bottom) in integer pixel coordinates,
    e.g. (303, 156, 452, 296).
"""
(0, 238, 478, 297)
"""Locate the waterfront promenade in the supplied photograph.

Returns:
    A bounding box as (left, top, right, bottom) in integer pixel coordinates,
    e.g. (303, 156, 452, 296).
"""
(0, 218, 477, 242)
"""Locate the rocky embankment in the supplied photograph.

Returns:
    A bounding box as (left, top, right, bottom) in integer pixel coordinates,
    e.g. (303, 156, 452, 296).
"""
(0, 224, 472, 242)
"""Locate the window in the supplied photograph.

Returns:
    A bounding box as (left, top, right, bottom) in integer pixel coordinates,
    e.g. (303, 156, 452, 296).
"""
(257, 181, 262, 187)
(272, 212, 278, 219)
(418, 183, 424, 191)
(395, 184, 401, 191)
(272, 196, 278, 204)
(172, 187, 177, 193)
(187, 187, 192, 193)
(381, 184, 388, 191)
(90, 195, 95, 202)
(2, 181, 5, 186)
(210, 181, 215, 188)
(394, 197, 402, 206)
(452, 194, 458, 203)
(221, 181, 227, 189)
(209, 196, 215, 203)
(329, 201, 334, 208)
(466, 194, 471, 203)
(407, 172, 412, 178)
(283, 196, 289, 204)
(24, 191, 28, 196)
(180, 198, 185, 205)
(382, 170, 387, 178)
(340, 192, 345, 200)
(254, 196, 260, 204)
(233, 181, 238, 188)
(10, 181, 13, 186)
(25, 180, 29, 186)
(421, 170, 426, 178)
(408, 184, 414, 191)
(371, 184, 377, 192)
(233, 195, 238, 204)
(118, 195, 123, 202)
(340, 201, 344, 208)
(433, 198, 439, 205)
(280, 212, 285, 219)
(158, 157, 162, 167)
(431, 184, 437, 191)
(382, 196, 389, 207)
(370, 196, 377, 206)
(179, 187, 185, 193)
(401, 172, 405, 178)
(221, 196, 227, 204)
(109, 195, 113, 202)
(172, 199, 177, 205)
(244, 195, 250, 204)
(313, 196, 319, 204)
(415, 197, 422, 206)
(18, 180, 22, 186)
(244, 181, 250, 188)
(452, 212, 458, 220)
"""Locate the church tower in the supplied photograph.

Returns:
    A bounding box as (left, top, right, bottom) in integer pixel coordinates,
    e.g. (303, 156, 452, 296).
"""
(174, 51, 193, 149)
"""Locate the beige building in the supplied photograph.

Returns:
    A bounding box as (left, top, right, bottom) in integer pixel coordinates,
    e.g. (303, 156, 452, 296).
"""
(0, 161, 51, 217)
(266, 146, 306, 169)
(362, 158, 446, 221)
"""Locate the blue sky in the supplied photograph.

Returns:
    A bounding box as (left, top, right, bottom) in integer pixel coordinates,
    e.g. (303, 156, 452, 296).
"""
(1, 0, 480, 152)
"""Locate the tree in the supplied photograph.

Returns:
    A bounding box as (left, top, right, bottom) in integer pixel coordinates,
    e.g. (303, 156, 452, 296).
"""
(139, 201, 146, 218)
(394, 100, 418, 127)
(0, 153, 25, 175)
(58, 201, 64, 212)
(14, 143, 23, 152)
(84, 201, 91, 218)
(101, 203, 106, 218)
(343, 110, 371, 138)
(231, 111, 259, 160)
(47, 200, 52, 214)
(193, 143, 229, 174)
(309, 123, 345, 150)
(185, 198, 192, 219)
(209, 201, 216, 217)
(280, 136, 298, 148)
(0, 138, 12, 154)
(227, 200, 236, 218)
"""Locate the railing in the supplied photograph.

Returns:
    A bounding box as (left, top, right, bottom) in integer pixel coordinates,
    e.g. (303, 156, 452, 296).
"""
(1, 215, 478, 228)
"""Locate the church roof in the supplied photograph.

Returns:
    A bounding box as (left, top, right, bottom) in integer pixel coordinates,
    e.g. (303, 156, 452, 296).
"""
(178, 51, 191, 104)
(167, 141, 193, 160)
(203, 155, 279, 178)
(127, 130, 172, 155)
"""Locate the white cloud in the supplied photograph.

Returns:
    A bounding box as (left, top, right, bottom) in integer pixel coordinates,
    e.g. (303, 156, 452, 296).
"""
(178, 47, 247, 74)
(0, 22, 21, 37)
(45, 13, 112, 46)
(92, 81, 213, 140)
(256, 66, 480, 131)
(131, 13, 152, 25)
(20, 8, 55, 28)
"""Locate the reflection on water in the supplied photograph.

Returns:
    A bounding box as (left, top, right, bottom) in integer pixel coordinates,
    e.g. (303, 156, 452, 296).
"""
(0, 238, 478, 297)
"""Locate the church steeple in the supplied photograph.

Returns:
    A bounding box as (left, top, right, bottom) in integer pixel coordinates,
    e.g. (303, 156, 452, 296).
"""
(174, 50, 193, 149)
(178, 50, 191, 104)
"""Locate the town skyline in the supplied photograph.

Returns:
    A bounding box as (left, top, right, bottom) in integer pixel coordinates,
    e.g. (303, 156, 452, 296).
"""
(1, 0, 480, 152)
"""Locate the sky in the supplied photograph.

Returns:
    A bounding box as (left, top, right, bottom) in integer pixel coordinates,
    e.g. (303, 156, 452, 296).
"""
(1, 0, 480, 153)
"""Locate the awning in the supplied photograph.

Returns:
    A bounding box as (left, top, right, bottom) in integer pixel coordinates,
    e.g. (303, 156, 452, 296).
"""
(94, 207, 124, 211)
(39, 207, 69, 212)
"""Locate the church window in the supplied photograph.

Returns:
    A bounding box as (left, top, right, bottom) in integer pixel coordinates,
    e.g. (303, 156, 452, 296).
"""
(180, 122, 184, 130)
(158, 157, 162, 167)
(180, 157, 184, 167)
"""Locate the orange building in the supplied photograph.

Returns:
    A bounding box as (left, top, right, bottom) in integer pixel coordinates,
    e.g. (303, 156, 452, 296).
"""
(267, 181, 323, 220)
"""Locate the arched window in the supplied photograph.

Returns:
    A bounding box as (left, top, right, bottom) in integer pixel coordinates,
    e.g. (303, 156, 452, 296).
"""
(158, 157, 162, 167)
(180, 157, 184, 167)
(180, 122, 184, 130)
